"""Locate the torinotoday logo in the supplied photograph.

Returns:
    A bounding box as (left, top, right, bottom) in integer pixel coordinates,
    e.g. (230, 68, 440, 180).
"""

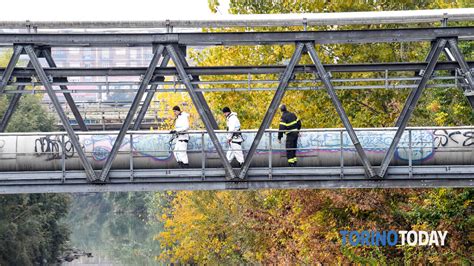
(339, 230, 448, 247)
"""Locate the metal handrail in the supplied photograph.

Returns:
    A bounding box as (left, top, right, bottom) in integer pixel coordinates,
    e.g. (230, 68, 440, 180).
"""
(0, 9, 473, 29)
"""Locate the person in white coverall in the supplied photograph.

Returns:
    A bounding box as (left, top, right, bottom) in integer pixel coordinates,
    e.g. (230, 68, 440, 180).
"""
(170, 105, 190, 168)
(222, 107, 244, 167)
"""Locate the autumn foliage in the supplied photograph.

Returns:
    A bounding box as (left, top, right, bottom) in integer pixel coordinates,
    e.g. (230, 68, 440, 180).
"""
(154, 0, 473, 264)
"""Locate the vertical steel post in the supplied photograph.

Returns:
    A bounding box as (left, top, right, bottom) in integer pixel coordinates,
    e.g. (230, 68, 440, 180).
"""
(239, 43, 304, 179)
(201, 132, 205, 180)
(130, 134, 134, 181)
(98, 45, 165, 181)
(166, 44, 236, 179)
(42, 48, 88, 131)
(61, 134, 66, 183)
(25, 45, 97, 182)
(305, 42, 377, 178)
(378, 38, 447, 178)
(408, 129, 413, 178)
(268, 131, 272, 179)
(340, 130, 344, 179)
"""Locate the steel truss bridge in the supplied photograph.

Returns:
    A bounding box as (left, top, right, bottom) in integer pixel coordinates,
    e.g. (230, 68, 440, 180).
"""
(0, 9, 473, 193)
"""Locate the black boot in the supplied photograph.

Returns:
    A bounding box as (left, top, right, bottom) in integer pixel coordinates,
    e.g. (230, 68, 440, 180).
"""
(183, 163, 189, 168)
(177, 162, 183, 168)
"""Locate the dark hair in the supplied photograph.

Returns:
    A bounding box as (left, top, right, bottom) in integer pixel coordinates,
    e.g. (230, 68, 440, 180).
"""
(280, 104, 287, 112)
(172, 106, 181, 112)
(222, 107, 231, 113)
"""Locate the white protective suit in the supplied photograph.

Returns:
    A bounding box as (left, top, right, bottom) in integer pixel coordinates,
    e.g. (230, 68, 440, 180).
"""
(225, 112, 244, 164)
(173, 112, 190, 164)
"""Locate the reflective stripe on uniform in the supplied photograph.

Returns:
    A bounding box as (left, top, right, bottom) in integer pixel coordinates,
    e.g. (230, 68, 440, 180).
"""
(284, 128, 299, 134)
(288, 157, 298, 163)
(279, 119, 299, 127)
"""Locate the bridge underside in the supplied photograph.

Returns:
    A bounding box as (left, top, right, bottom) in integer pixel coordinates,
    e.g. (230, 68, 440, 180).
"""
(0, 166, 472, 194)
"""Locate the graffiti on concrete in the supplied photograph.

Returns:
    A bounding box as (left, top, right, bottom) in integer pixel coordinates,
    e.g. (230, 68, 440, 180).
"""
(434, 129, 474, 147)
(78, 130, 437, 162)
(34, 136, 77, 161)
(83, 134, 173, 161)
(295, 130, 435, 161)
(27, 129, 472, 163)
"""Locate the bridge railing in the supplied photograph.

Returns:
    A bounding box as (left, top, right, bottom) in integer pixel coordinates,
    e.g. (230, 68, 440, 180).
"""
(1, 126, 474, 180)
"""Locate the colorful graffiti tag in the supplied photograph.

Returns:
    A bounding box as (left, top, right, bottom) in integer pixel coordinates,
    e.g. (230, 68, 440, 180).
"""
(77, 130, 440, 162)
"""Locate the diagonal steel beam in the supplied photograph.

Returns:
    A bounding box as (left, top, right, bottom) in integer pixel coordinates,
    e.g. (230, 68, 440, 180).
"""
(445, 38, 474, 108)
(239, 43, 305, 179)
(41, 48, 88, 131)
(396, 41, 439, 127)
(132, 53, 170, 130)
(0, 45, 23, 93)
(172, 44, 219, 130)
(166, 44, 237, 179)
(1, 48, 41, 132)
(305, 42, 377, 178)
(0, 80, 26, 132)
(446, 38, 474, 90)
(379, 38, 447, 178)
(24, 45, 97, 182)
(98, 45, 165, 181)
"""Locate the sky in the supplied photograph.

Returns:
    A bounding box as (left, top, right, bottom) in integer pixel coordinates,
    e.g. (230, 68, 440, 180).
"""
(0, 0, 229, 21)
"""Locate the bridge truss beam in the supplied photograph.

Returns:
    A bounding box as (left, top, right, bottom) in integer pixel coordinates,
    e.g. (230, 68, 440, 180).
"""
(0, 26, 473, 183)
(0, 27, 473, 47)
(0, 166, 472, 194)
(2, 61, 473, 79)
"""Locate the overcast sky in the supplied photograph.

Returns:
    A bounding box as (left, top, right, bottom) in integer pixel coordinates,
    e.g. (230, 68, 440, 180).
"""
(0, 0, 229, 20)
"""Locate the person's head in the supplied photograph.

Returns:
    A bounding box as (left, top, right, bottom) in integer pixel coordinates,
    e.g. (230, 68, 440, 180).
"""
(280, 104, 287, 112)
(222, 106, 231, 116)
(172, 105, 181, 117)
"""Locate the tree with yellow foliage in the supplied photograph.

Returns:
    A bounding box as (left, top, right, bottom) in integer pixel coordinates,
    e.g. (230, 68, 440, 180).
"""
(154, 0, 473, 264)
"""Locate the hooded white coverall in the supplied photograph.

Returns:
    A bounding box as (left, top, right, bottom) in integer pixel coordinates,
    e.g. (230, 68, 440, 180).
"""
(225, 112, 244, 164)
(173, 112, 190, 164)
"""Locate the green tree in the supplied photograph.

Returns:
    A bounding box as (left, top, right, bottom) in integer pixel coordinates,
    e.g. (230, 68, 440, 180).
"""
(0, 50, 70, 265)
